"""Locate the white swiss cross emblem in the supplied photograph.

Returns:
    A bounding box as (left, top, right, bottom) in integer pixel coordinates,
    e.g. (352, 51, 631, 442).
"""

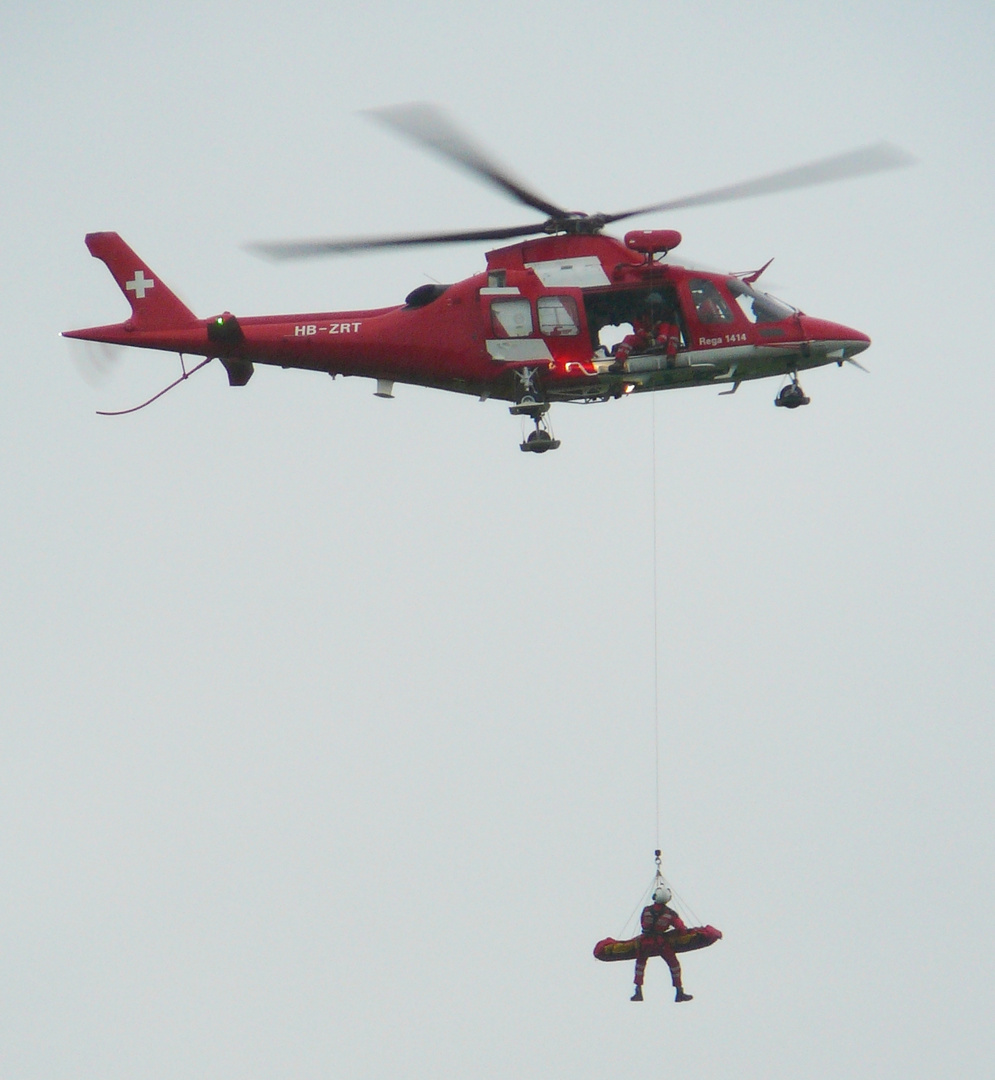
(126, 269, 155, 300)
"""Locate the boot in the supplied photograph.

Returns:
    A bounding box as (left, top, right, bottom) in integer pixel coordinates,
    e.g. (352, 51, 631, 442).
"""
(675, 988, 693, 1003)
(630, 986, 643, 1002)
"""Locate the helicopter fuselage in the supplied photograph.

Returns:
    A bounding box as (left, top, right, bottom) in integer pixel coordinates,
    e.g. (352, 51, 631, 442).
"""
(65, 231, 869, 416)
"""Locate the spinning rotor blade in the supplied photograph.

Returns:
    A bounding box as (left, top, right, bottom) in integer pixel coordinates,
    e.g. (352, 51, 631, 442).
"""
(365, 102, 570, 220)
(249, 222, 548, 260)
(67, 338, 125, 387)
(602, 142, 916, 224)
(249, 106, 914, 260)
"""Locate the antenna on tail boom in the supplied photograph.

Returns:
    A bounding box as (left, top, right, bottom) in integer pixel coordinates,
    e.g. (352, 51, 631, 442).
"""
(96, 355, 213, 416)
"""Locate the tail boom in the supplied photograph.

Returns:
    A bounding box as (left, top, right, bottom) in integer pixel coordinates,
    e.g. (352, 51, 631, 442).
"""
(64, 233, 429, 387)
(63, 321, 211, 351)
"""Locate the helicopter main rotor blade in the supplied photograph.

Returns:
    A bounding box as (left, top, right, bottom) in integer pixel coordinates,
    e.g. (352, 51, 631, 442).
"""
(365, 102, 571, 221)
(248, 222, 549, 260)
(602, 141, 915, 224)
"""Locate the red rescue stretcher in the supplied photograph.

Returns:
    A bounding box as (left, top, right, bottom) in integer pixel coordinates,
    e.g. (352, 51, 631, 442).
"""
(594, 925, 722, 962)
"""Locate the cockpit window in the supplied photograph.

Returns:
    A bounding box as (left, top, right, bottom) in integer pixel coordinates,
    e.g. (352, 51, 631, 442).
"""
(689, 279, 734, 324)
(537, 295, 580, 336)
(726, 279, 796, 323)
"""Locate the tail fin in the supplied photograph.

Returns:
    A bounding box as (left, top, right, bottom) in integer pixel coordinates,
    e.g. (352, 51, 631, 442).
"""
(84, 232, 197, 329)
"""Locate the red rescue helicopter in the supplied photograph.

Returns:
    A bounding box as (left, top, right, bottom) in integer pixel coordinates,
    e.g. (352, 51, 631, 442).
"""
(64, 104, 911, 452)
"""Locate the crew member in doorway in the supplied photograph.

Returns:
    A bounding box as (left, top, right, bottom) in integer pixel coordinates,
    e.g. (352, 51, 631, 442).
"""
(631, 883, 693, 1002)
(611, 293, 681, 371)
(656, 315, 681, 364)
(611, 313, 653, 370)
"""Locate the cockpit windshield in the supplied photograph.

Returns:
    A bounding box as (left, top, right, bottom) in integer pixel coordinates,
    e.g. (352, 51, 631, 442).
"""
(726, 279, 797, 324)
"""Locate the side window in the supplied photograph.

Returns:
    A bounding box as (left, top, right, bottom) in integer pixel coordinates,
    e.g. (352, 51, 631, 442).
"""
(490, 298, 534, 338)
(537, 295, 580, 336)
(689, 279, 734, 324)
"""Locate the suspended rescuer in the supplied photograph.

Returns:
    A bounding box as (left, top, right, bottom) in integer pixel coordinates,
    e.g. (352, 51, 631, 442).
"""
(631, 883, 693, 1002)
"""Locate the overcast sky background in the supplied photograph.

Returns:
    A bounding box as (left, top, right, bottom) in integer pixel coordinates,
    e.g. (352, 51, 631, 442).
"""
(2, 2, 993, 1077)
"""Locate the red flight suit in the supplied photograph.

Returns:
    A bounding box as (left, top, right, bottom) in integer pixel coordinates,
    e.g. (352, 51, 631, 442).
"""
(633, 902, 687, 989)
(614, 319, 680, 365)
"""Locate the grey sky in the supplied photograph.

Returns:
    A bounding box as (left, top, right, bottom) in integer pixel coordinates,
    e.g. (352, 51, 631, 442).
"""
(2, 1, 993, 1077)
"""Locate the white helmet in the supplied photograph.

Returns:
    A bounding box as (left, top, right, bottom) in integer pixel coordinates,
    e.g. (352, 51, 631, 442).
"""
(652, 883, 672, 905)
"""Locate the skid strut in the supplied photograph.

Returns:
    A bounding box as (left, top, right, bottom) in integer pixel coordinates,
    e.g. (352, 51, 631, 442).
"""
(509, 366, 560, 452)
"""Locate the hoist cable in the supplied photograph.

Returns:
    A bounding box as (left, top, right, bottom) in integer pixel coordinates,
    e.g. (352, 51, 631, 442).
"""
(649, 400, 703, 931)
(620, 397, 698, 937)
(652, 394, 661, 853)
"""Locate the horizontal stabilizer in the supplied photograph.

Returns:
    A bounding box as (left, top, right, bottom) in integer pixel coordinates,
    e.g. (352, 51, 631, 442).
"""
(84, 232, 197, 329)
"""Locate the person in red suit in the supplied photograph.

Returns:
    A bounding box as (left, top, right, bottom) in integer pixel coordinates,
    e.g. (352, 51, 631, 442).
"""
(611, 314, 654, 370)
(611, 293, 682, 371)
(631, 883, 693, 1002)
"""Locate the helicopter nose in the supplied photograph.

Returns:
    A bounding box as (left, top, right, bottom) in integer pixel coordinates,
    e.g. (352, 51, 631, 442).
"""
(799, 316, 871, 359)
